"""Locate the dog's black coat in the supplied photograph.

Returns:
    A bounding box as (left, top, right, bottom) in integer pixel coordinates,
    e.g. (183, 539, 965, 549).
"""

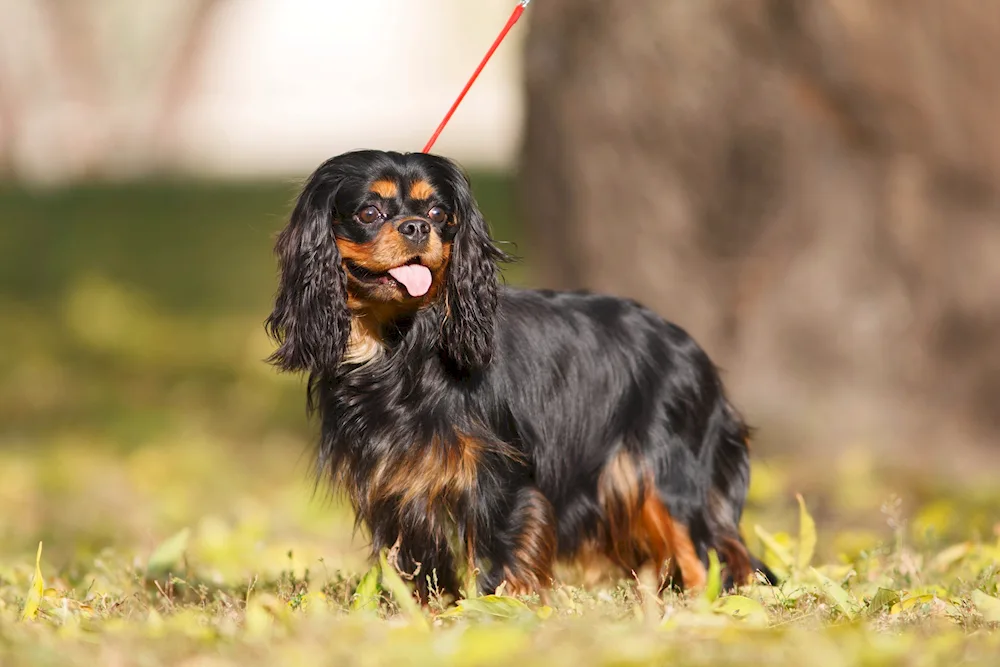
(266, 150, 771, 599)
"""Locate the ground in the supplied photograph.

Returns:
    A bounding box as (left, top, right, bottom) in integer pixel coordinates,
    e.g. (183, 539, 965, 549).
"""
(1, 181, 998, 666)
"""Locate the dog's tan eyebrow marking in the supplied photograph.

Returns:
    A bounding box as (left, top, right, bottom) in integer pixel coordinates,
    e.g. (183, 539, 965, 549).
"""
(370, 179, 398, 198)
(409, 179, 435, 201)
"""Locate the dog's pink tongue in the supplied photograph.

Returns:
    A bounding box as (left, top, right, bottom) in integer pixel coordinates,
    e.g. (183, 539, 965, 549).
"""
(388, 264, 432, 297)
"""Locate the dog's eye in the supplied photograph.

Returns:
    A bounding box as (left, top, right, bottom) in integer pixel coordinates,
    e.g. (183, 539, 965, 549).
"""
(355, 206, 382, 224)
(427, 206, 448, 224)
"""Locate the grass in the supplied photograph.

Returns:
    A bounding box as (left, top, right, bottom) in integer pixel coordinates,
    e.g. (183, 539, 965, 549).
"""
(1, 178, 999, 665)
(3, 438, 1000, 667)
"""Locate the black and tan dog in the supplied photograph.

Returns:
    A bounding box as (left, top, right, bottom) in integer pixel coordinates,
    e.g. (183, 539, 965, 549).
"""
(265, 149, 772, 601)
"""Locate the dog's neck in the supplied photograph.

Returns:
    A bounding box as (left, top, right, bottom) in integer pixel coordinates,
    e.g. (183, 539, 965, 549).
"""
(344, 313, 386, 366)
(342, 305, 433, 367)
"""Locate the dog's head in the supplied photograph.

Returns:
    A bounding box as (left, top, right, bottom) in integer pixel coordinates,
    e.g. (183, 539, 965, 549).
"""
(265, 150, 507, 375)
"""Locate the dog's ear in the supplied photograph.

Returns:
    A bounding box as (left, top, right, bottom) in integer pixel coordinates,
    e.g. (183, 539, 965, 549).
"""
(440, 162, 509, 374)
(265, 163, 350, 373)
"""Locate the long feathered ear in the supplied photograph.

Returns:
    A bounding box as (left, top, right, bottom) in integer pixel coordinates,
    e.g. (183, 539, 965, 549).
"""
(441, 165, 510, 374)
(264, 168, 349, 373)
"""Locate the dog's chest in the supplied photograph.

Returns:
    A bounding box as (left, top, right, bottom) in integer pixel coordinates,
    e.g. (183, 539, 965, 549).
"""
(329, 367, 488, 515)
(352, 431, 481, 514)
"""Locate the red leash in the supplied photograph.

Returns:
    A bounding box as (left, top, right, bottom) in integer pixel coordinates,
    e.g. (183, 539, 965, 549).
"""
(422, 0, 532, 154)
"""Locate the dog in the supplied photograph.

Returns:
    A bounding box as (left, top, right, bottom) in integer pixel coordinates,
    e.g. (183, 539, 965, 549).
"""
(265, 149, 772, 601)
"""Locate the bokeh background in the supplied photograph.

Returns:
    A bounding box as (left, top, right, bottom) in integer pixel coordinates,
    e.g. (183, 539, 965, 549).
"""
(2, 0, 998, 582)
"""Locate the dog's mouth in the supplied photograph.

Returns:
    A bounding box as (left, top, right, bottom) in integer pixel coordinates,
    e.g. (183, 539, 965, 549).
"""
(345, 259, 433, 297)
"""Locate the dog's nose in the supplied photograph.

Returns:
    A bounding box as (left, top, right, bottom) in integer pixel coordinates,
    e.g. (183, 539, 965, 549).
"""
(397, 218, 431, 244)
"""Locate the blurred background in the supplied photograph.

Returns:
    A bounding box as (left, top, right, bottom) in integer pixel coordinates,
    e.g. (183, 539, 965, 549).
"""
(2, 0, 998, 579)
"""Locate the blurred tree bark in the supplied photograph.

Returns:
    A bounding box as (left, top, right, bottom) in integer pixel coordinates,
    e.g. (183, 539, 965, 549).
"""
(518, 1, 1000, 472)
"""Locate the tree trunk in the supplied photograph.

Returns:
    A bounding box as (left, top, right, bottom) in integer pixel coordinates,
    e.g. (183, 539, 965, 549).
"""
(517, 0, 1000, 473)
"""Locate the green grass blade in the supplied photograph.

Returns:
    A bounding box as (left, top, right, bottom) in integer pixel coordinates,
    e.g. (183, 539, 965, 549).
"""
(351, 563, 381, 613)
(702, 550, 722, 603)
(20, 542, 44, 621)
(796, 494, 817, 571)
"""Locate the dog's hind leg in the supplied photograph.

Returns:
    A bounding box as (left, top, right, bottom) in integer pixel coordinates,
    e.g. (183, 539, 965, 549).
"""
(700, 399, 776, 588)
